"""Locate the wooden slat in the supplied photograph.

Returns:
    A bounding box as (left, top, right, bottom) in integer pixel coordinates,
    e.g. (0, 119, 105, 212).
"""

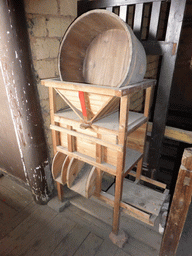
(41, 78, 155, 97)
(109, 179, 167, 216)
(49, 87, 64, 200)
(148, 122, 192, 144)
(51, 151, 67, 184)
(119, 5, 127, 22)
(144, 87, 152, 117)
(98, 192, 153, 226)
(90, 96, 119, 123)
(86, 166, 97, 198)
(56, 89, 83, 120)
(54, 109, 147, 136)
(135, 158, 143, 181)
(68, 163, 91, 197)
(49, 87, 58, 155)
(78, 0, 165, 15)
(66, 158, 85, 188)
(67, 125, 75, 152)
(51, 124, 123, 152)
(95, 133, 103, 196)
(129, 170, 167, 189)
(133, 3, 144, 39)
(148, 1, 161, 40)
(56, 145, 116, 175)
(165, 0, 186, 43)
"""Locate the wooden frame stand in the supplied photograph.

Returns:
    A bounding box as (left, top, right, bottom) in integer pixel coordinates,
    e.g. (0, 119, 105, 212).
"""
(42, 78, 168, 244)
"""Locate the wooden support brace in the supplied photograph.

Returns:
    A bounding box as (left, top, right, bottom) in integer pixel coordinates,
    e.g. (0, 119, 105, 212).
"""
(112, 95, 129, 235)
(136, 158, 143, 181)
(56, 182, 64, 202)
(49, 87, 64, 201)
(159, 148, 192, 256)
(135, 86, 152, 181)
(95, 134, 103, 196)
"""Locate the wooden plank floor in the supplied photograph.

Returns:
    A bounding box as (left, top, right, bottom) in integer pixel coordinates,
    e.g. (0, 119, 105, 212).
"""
(0, 175, 162, 256)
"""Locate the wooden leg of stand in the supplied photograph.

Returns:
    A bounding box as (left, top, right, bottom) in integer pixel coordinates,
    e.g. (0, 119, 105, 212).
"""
(95, 168, 102, 196)
(57, 182, 64, 201)
(112, 158, 124, 235)
(112, 95, 129, 235)
(95, 134, 103, 196)
(136, 158, 143, 181)
(159, 148, 192, 256)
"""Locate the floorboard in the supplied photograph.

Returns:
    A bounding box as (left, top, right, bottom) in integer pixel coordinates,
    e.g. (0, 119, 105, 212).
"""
(0, 200, 38, 240)
(73, 233, 103, 256)
(95, 240, 118, 256)
(0, 206, 57, 255)
(0, 175, 162, 256)
(51, 224, 90, 256)
(24, 213, 76, 256)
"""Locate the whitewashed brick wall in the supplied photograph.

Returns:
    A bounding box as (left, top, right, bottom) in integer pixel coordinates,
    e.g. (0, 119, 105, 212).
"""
(24, 0, 78, 158)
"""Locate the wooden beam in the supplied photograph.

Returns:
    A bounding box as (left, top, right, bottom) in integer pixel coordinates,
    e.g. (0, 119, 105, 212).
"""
(148, 123, 192, 144)
(50, 124, 123, 152)
(78, 0, 166, 15)
(159, 148, 192, 256)
(41, 79, 155, 98)
(148, 0, 187, 179)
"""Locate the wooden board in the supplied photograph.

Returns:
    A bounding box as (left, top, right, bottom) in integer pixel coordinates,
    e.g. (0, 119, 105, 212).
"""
(55, 108, 147, 134)
(69, 163, 95, 198)
(108, 179, 167, 216)
(67, 158, 85, 188)
(83, 29, 130, 87)
(57, 145, 116, 175)
(51, 224, 90, 256)
(124, 147, 142, 175)
(85, 166, 97, 198)
(52, 152, 68, 184)
(74, 232, 103, 256)
(41, 78, 156, 97)
(127, 123, 147, 153)
(58, 89, 117, 116)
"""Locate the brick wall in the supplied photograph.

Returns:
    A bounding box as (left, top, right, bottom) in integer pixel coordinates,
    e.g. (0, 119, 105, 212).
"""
(24, 0, 78, 157)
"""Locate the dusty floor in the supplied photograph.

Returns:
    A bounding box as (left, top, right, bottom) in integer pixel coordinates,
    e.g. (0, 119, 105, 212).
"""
(0, 174, 190, 256)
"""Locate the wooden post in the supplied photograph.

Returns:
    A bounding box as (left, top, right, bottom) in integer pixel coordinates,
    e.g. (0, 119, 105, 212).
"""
(136, 87, 152, 181)
(49, 87, 63, 201)
(112, 95, 129, 234)
(159, 148, 192, 256)
(95, 134, 103, 196)
(109, 95, 129, 248)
